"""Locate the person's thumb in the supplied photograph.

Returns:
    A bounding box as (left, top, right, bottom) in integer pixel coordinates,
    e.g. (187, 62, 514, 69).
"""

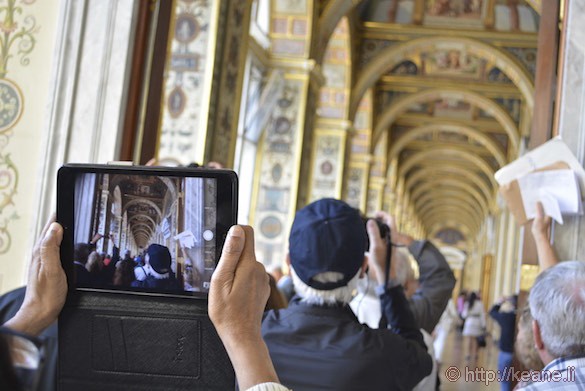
(212, 225, 245, 286)
(40, 223, 63, 269)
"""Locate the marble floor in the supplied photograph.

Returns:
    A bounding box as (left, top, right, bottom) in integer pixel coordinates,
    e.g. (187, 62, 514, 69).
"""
(438, 330, 501, 390)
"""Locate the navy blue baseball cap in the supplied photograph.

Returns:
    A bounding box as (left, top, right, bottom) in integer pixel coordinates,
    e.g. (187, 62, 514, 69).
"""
(289, 198, 367, 290)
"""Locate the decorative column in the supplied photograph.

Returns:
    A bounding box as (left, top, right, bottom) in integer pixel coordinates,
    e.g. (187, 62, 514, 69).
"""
(366, 131, 388, 216)
(344, 89, 374, 211)
(157, 0, 253, 166)
(308, 17, 352, 202)
(249, 0, 321, 268)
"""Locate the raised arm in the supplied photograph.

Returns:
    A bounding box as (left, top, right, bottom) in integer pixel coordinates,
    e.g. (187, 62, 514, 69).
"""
(366, 219, 425, 347)
(408, 239, 457, 333)
(209, 225, 287, 391)
(531, 201, 559, 271)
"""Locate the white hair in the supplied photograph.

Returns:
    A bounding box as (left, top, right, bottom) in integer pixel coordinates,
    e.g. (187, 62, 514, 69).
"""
(290, 266, 360, 305)
(529, 260, 585, 358)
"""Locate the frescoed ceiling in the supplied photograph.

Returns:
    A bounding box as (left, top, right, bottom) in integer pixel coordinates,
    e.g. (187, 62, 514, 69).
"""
(346, 0, 538, 248)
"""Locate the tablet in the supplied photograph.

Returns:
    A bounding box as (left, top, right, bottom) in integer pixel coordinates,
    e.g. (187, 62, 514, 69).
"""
(57, 164, 238, 298)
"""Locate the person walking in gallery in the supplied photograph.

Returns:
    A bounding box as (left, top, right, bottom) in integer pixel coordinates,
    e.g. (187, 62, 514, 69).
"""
(462, 291, 486, 365)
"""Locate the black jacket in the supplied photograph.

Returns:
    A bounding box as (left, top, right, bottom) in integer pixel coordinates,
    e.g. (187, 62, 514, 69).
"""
(262, 285, 432, 390)
(489, 304, 516, 353)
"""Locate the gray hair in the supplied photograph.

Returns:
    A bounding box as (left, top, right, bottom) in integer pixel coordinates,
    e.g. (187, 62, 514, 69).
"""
(529, 260, 585, 358)
(290, 266, 360, 306)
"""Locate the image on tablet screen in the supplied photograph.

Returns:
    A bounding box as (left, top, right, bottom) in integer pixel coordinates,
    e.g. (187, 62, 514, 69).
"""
(73, 172, 217, 294)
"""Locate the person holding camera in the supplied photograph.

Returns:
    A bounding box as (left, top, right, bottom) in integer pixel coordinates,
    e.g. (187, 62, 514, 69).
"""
(260, 198, 432, 390)
(351, 211, 456, 335)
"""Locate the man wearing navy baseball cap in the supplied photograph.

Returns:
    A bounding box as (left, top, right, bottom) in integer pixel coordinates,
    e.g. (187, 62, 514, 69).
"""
(261, 198, 432, 390)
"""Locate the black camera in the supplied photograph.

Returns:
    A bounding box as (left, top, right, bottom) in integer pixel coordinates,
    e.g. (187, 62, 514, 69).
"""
(362, 217, 391, 250)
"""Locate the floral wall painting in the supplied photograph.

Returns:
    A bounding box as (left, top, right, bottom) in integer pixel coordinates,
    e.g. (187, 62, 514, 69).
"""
(0, 0, 38, 254)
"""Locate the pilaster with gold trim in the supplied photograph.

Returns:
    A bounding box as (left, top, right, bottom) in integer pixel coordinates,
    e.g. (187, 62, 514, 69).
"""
(248, 0, 320, 267)
(156, 0, 253, 166)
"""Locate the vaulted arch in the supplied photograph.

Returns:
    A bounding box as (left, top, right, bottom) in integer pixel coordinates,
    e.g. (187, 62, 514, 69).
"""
(409, 179, 489, 217)
(387, 123, 507, 168)
(123, 199, 162, 219)
(404, 166, 494, 207)
(422, 208, 482, 233)
(416, 193, 484, 223)
(398, 147, 497, 190)
(351, 36, 534, 119)
(372, 89, 519, 153)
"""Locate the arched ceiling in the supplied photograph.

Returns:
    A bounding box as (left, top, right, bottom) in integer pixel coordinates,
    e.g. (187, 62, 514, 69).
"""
(342, 0, 538, 248)
(111, 175, 177, 248)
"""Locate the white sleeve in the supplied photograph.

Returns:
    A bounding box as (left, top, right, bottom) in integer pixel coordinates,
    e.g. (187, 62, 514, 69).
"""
(245, 383, 291, 391)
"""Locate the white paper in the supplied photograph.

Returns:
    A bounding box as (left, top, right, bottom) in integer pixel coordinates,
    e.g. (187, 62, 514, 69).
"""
(538, 191, 563, 224)
(174, 230, 197, 249)
(518, 170, 583, 224)
(495, 137, 585, 199)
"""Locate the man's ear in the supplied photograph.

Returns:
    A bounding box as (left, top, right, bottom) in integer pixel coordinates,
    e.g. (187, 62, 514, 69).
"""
(532, 319, 544, 350)
(285, 253, 291, 267)
(359, 256, 368, 278)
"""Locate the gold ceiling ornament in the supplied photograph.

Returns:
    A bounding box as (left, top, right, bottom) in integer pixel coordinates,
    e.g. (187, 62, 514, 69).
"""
(371, 88, 520, 154)
(387, 123, 507, 168)
(350, 36, 535, 119)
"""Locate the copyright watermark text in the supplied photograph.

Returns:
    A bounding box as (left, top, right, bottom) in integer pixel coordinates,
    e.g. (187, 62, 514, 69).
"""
(444, 366, 576, 386)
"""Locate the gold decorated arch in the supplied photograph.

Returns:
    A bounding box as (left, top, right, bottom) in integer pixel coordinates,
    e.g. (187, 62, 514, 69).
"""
(372, 89, 520, 153)
(397, 147, 498, 191)
(350, 36, 535, 119)
(409, 178, 489, 217)
(387, 123, 507, 168)
(423, 208, 482, 234)
(404, 166, 494, 208)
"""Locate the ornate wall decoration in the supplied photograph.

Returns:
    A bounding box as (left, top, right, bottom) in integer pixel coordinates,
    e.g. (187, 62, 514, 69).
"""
(253, 81, 301, 266)
(345, 165, 366, 209)
(503, 47, 537, 77)
(309, 134, 341, 201)
(209, 0, 252, 166)
(0, 0, 38, 254)
(158, 0, 215, 163)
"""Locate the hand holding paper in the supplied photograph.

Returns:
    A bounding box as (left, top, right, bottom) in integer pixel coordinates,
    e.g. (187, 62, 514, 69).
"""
(495, 137, 585, 225)
(531, 201, 552, 241)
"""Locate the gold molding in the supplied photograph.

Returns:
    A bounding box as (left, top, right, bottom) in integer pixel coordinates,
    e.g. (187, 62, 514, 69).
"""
(378, 76, 523, 96)
(394, 114, 508, 135)
(360, 22, 538, 46)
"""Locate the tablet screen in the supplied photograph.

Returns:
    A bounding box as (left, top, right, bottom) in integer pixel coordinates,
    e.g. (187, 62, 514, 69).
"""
(71, 172, 219, 295)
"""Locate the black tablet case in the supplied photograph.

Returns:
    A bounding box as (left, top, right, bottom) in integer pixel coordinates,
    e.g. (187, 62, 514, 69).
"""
(58, 292, 235, 390)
